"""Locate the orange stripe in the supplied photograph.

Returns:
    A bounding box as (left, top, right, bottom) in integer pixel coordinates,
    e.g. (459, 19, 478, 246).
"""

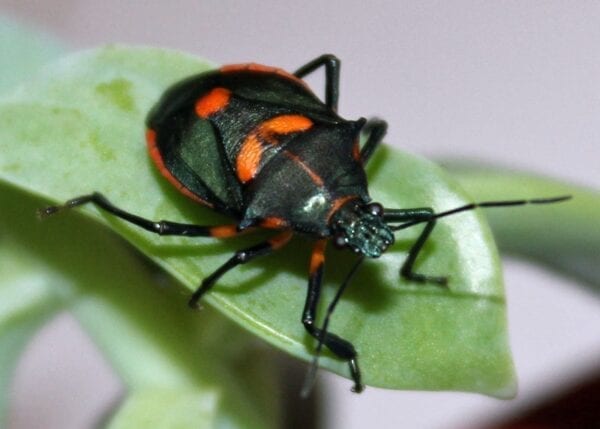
(326, 195, 358, 221)
(260, 217, 289, 229)
(209, 224, 239, 238)
(352, 139, 361, 161)
(309, 239, 327, 274)
(220, 63, 308, 87)
(236, 134, 263, 183)
(146, 128, 157, 148)
(284, 151, 324, 187)
(260, 114, 313, 135)
(268, 230, 294, 250)
(236, 115, 313, 184)
(195, 87, 231, 118)
(146, 128, 213, 207)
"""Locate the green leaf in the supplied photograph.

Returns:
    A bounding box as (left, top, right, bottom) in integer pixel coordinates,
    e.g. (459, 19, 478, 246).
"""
(0, 182, 280, 428)
(0, 16, 67, 425)
(105, 388, 219, 429)
(0, 46, 515, 397)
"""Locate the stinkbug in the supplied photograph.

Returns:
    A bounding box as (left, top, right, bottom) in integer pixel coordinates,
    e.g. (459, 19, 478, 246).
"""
(40, 54, 569, 394)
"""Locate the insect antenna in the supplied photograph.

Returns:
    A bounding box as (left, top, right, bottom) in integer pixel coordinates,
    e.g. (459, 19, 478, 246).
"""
(301, 255, 365, 398)
(390, 195, 571, 231)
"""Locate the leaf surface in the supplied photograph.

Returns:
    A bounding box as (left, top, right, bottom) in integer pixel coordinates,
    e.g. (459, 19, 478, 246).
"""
(0, 46, 515, 397)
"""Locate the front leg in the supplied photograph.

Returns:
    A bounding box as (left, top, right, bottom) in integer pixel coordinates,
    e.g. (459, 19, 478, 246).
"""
(384, 208, 448, 285)
(301, 240, 363, 393)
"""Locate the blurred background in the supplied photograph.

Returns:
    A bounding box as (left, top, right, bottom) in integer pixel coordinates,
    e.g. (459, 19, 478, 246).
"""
(1, 1, 599, 428)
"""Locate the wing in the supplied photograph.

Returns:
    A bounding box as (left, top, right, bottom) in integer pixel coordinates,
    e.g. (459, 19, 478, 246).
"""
(146, 107, 244, 217)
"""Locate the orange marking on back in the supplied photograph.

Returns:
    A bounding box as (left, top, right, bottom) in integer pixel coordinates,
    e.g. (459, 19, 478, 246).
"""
(327, 195, 358, 222)
(260, 217, 289, 229)
(248, 63, 279, 73)
(309, 239, 327, 274)
(352, 139, 361, 161)
(235, 115, 313, 184)
(268, 230, 294, 250)
(236, 134, 263, 183)
(195, 87, 231, 118)
(209, 224, 239, 238)
(220, 63, 308, 87)
(219, 64, 243, 73)
(146, 128, 213, 207)
(284, 151, 324, 187)
(146, 128, 157, 147)
(260, 115, 313, 135)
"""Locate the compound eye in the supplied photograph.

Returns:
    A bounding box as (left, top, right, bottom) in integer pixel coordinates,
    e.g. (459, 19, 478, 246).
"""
(333, 233, 347, 249)
(367, 202, 384, 217)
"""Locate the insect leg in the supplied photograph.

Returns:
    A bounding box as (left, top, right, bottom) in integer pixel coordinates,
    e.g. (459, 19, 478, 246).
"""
(359, 119, 388, 164)
(188, 231, 293, 308)
(384, 208, 448, 285)
(301, 240, 363, 392)
(385, 195, 572, 285)
(39, 192, 240, 238)
(293, 54, 340, 111)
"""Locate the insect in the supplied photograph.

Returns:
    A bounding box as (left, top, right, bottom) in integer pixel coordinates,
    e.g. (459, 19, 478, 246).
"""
(40, 54, 569, 394)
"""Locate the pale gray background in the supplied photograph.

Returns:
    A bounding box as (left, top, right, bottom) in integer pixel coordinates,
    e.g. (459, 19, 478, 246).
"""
(2, 1, 599, 428)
